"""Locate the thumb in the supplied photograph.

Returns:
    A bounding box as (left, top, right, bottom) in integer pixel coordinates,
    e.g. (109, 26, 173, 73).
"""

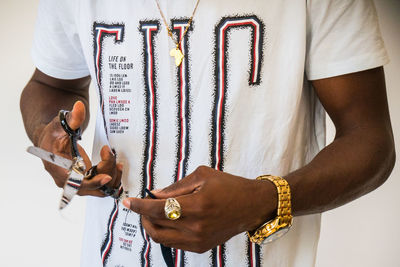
(100, 145, 115, 161)
(67, 101, 86, 130)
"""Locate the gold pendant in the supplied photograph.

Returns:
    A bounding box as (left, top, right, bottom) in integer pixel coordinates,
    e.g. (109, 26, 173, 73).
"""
(170, 46, 184, 66)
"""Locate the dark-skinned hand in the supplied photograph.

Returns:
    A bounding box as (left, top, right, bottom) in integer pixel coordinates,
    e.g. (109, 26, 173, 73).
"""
(123, 166, 277, 253)
(36, 101, 122, 197)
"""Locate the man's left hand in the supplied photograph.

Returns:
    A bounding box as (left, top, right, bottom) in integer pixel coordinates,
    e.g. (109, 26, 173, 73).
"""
(123, 166, 276, 253)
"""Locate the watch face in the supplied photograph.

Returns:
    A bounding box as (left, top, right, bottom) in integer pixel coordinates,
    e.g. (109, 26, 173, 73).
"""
(264, 227, 290, 243)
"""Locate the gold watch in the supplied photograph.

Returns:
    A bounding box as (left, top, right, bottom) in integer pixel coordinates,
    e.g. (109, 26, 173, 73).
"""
(247, 175, 293, 245)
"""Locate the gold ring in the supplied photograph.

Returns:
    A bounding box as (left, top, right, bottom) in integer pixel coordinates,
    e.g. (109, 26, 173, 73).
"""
(164, 198, 181, 220)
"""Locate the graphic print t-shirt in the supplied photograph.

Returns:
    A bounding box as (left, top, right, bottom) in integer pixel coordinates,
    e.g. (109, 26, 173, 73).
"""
(32, 0, 388, 266)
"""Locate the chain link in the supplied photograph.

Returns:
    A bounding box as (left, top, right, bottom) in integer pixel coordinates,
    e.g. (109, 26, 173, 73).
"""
(154, 0, 200, 48)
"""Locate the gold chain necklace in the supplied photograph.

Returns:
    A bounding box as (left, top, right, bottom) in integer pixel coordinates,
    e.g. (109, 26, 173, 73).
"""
(154, 0, 200, 66)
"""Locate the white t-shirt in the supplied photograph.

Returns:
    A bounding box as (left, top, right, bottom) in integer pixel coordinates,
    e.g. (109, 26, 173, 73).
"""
(32, 0, 388, 266)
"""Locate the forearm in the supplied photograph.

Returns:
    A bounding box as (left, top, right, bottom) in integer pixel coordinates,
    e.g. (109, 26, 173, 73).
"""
(286, 125, 395, 216)
(20, 70, 90, 145)
(123, 68, 396, 252)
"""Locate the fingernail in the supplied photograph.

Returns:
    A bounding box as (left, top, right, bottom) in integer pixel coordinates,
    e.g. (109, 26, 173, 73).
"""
(100, 176, 112, 185)
(122, 198, 131, 208)
(152, 189, 161, 193)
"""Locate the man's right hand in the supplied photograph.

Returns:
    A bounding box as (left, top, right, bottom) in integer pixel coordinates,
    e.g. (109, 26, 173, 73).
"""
(36, 100, 122, 197)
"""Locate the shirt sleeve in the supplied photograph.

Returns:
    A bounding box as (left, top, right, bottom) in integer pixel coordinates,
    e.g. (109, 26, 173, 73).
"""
(32, 0, 90, 79)
(305, 0, 389, 80)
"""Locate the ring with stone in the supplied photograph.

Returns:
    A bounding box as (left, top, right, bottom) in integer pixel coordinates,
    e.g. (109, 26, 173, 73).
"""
(164, 198, 181, 220)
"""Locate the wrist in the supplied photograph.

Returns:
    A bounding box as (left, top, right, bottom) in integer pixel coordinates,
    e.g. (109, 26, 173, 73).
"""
(247, 175, 293, 244)
(246, 177, 278, 231)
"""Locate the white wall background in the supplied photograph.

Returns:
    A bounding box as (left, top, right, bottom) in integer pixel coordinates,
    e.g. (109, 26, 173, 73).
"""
(316, 1, 400, 266)
(0, 1, 398, 266)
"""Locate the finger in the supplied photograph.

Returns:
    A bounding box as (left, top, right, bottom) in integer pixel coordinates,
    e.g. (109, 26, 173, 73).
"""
(77, 144, 92, 170)
(123, 192, 199, 222)
(139, 193, 203, 230)
(142, 217, 198, 251)
(123, 197, 166, 219)
(96, 146, 117, 179)
(144, 215, 182, 230)
(81, 173, 112, 190)
(110, 163, 123, 188)
(67, 101, 86, 130)
(77, 188, 106, 197)
(97, 146, 115, 171)
(142, 217, 185, 245)
(100, 145, 114, 161)
(153, 173, 202, 199)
